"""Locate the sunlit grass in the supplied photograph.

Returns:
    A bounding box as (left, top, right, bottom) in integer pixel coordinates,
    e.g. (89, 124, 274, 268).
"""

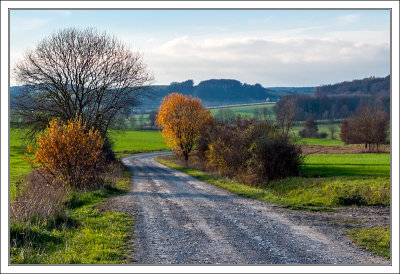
(346, 226, 390, 260)
(302, 153, 390, 177)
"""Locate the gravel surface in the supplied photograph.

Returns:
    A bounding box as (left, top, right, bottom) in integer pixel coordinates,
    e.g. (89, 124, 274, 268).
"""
(111, 152, 390, 265)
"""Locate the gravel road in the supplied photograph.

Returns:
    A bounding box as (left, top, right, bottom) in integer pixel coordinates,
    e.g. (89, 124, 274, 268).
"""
(118, 152, 389, 265)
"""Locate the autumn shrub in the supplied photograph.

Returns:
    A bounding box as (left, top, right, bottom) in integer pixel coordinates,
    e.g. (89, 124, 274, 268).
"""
(27, 117, 105, 190)
(156, 93, 212, 161)
(204, 119, 256, 177)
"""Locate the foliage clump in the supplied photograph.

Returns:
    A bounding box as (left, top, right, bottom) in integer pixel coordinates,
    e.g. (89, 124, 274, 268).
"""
(27, 117, 105, 190)
(299, 117, 328, 139)
(156, 93, 212, 160)
(198, 118, 303, 186)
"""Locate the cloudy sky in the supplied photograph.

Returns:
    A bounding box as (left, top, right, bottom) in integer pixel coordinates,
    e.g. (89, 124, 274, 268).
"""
(9, 9, 390, 87)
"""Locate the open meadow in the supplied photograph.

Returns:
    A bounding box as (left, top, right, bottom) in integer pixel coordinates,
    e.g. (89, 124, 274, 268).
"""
(209, 103, 276, 119)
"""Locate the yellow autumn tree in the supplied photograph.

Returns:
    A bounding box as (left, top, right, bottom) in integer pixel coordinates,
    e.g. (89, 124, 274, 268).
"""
(156, 93, 212, 160)
(27, 117, 104, 190)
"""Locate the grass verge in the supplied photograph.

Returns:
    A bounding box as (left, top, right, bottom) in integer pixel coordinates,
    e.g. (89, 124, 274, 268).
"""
(156, 155, 389, 209)
(345, 226, 390, 260)
(10, 164, 135, 264)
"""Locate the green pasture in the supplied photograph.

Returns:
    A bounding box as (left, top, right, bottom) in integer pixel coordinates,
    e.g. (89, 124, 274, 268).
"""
(109, 130, 168, 158)
(10, 129, 32, 200)
(298, 138, 344, 145)
(209, 103, 276, 120)
(302, 153, 390, 178)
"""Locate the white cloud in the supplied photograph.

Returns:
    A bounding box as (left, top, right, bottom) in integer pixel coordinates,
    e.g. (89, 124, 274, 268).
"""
(144, 36, 390, 86)
(337, 14, 361, 24)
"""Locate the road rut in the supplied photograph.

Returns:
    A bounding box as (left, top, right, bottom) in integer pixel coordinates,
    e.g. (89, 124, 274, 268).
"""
(121, 152, 389, 265)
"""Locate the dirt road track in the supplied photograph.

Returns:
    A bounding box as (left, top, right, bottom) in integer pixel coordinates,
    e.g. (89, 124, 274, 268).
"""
(119, 152, 389, 265)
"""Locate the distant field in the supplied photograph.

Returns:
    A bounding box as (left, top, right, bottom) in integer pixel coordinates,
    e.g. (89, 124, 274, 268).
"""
(299, 138, 344, 146)
(209, 103, 276, 119)
(292, 122, 342, 139)
(109, 130, 168, 153)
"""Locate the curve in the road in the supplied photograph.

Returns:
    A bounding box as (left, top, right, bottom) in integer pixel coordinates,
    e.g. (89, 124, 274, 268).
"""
(121, 152, 388, 265)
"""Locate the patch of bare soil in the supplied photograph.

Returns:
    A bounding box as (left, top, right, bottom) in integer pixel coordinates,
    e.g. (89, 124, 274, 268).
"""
(300, 144, 390, 155)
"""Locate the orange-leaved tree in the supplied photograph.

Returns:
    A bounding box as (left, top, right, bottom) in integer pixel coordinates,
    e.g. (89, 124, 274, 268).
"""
(27, 117, 104, 190)
(156, 93, 212, 160)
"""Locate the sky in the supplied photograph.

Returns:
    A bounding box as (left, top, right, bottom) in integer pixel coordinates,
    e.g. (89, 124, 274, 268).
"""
(9, 9, 391, 87)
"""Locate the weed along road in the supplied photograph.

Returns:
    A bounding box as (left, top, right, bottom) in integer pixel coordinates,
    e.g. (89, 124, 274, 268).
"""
(121, 152, 388, 265)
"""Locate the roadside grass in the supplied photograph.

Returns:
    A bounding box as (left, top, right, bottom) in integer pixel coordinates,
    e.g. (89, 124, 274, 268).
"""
(345, 226, 390, 260)
(156, 154, 390, 208)
(10, 165, 134, 264)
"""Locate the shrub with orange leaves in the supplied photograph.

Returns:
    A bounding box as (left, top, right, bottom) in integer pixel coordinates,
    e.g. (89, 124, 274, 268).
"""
(27, 117, 104, 190)
(156, 93, 212, 160)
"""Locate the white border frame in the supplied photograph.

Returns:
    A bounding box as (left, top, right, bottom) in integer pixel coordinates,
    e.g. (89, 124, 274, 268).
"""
(1, 1, 399, 273)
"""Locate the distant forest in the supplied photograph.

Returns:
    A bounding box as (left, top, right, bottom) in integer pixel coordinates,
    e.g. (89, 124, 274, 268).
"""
(137, 79, 314, 110)
(275, 75, 390, 121)
(10, 76, 389, 118)
(9, 79, 314, 111)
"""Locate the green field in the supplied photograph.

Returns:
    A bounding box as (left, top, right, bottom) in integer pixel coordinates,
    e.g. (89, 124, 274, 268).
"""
(109, 129, 168, 154)
(302, 153, 390, 177)
(209, 103, 276, 120)
(298, 138, 344, 146)
(10, 129, 32, 200)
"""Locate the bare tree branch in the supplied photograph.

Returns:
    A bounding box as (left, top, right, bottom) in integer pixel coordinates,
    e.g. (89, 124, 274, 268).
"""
(14, 27, 154, 140)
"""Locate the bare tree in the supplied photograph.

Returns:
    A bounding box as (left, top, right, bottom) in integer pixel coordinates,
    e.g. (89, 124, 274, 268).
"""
(343, 105, 389, 150)
(215, 108, 236, 123)
(148, 110, 158, 127)
(328, 124, 338, 140)
(274, 96, 296, 142)
(14, 28, 153, 140)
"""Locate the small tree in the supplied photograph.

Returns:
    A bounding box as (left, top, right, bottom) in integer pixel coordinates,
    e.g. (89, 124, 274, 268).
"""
(156, 93, 212, 161)
(274, 96, 296, 142)
(148, 110, 158, 127)
(215, 108, 236, 122)
(27, 117, 104, 190)
(328, 124, 338, 139)
(299, 117, 319, 138)
(340, 120, 350, 144)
